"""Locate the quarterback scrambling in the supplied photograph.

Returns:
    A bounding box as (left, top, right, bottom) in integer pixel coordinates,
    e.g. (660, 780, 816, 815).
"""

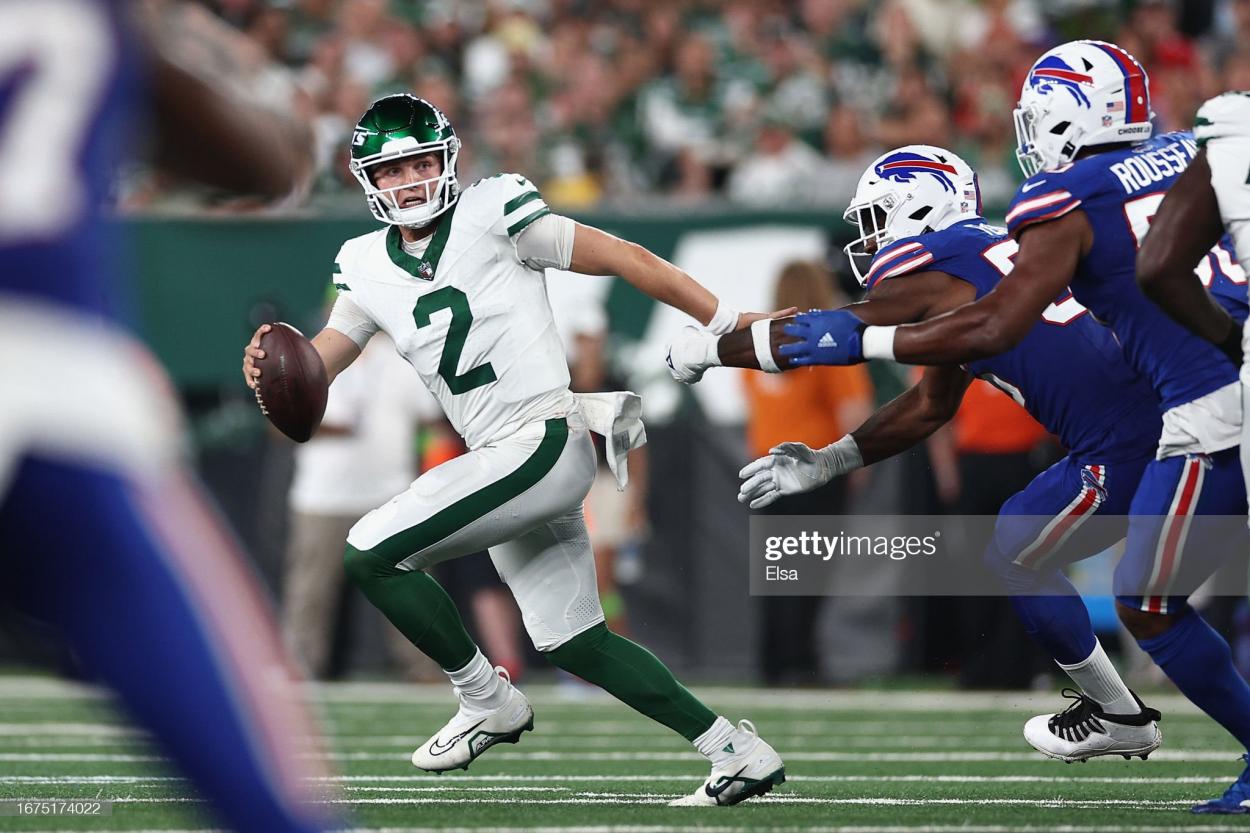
(244, 94, 788, 806)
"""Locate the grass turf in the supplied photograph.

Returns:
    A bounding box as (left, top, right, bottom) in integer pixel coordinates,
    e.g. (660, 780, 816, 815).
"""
(0, 674, 1247, 831)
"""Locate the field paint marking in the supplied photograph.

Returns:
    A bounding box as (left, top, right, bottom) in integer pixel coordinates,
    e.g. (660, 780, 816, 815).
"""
(2, 749, 1245, 764)
(0, 732, 1123, 750)
(0, 676, 1209, 715)
(337, 828, 1250, 833)
(0, 753, 163, 762)
(13, 828, 1250, 833)
(1, 774, 1240, 786)
(327, 737, 1059, 751)
(321, 749, 1245, 763)
(2, 794, 1200, 808)
(0, 722, 134, 736)
(0, 783, 1220, 796)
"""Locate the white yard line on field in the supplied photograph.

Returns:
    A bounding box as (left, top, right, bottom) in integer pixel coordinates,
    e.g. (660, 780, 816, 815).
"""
(319, 749, 1246, 763)
(0, 676, 1209, 715)
(1, 749, 1245, 763)
(15, 827, 1250, 833)
(333, 828, 1250, 833)
(0, 794, 1203, 808)
(1, 774, 1242, 786)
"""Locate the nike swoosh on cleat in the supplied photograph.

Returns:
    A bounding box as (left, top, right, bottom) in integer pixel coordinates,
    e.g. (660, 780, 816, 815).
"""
(428, 718, 488, 756)
(704, 765, 749, 800)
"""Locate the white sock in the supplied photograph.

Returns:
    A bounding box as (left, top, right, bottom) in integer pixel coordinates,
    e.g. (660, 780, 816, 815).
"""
(1057, 639, 1139, 715)
(446, 650, 507, 711)
(693, 716, 742, 765)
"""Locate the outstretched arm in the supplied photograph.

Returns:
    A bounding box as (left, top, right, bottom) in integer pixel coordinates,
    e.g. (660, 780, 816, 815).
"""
(852, 366, 972, 465)
(1136, 149, 1239, 363)
(878, 213, 1089, 364)
(139, 3, 310, 198)
(669, 270, 965, 382)
(737, 365, 971, 508)
(569, 223, 793, 332)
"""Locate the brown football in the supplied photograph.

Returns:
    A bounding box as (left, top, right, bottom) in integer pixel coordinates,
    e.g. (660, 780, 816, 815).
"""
(254, 322, 328, 442)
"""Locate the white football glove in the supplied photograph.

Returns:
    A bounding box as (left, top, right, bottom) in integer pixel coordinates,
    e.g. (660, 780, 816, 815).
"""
(738, 436, 864, 509)
(665, 325, 721, 384)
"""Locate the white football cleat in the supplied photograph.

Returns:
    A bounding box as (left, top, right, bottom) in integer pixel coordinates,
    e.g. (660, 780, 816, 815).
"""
(1024, 688, 1161, 763)
(670, 719, 786, 806)
(665, 325, 720, 384)
(411, 668, 534, 772)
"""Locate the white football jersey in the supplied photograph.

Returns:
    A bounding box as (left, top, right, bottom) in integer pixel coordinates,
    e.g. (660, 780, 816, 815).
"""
(332, 174, 575, 450)
(1196, 93, 1250, 266)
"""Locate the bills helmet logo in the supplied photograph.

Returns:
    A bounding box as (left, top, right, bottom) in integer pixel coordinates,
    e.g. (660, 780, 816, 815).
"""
(874, 152, 958, 194)
(1028, 55, 1094, 108)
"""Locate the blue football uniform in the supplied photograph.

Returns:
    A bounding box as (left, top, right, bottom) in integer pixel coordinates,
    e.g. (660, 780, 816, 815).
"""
(1006, 132, 1248, 411)
(867, 220, 1161, 570)
(1003, 131, 1249, 614)
(0, 5, 330, 830)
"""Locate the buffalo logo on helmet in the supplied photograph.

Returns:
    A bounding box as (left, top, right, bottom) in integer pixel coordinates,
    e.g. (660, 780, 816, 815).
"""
(874, 152, 958, 194)
(1028, 55, 1095, 108)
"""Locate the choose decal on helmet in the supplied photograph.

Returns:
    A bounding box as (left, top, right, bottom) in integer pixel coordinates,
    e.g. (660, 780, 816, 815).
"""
(1014, 40, 1153, 178)
(349, 94, 461, 228)
(843, 145, 982, 286)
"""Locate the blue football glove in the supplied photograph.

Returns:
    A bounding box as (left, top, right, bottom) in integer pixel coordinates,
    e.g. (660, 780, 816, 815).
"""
(778, 310, 867, 366)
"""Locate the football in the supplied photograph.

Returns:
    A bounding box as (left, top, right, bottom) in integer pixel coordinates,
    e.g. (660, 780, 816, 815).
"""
(253, 322, 328, 443)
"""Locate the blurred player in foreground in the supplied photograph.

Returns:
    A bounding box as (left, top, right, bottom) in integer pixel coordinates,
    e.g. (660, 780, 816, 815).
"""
(244, 94, 791, 806)
(671, 144, 1166, 761)
(0, 2, 336, 830)
(687, 41, 1250, 813)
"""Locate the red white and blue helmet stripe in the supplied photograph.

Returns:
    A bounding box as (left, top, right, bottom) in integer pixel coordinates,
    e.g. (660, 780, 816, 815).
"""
(1088, 40, 1151, 124)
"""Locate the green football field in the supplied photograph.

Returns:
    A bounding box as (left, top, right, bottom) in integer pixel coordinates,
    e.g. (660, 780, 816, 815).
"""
(2, 673, 1250, 832)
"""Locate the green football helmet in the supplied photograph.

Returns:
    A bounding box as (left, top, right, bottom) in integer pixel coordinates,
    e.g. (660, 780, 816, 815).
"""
(349, 94, 461, 228)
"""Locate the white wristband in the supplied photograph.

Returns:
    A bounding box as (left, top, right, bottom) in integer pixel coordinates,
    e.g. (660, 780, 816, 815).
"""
(751, 319, 780, 372)
(862, 325, 898, 361)
(817, 434, 864, 480)
(707, 300, 739, 335)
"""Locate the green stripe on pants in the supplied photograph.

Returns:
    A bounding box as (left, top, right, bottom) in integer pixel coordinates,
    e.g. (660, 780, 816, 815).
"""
(370, 418, 569, 567)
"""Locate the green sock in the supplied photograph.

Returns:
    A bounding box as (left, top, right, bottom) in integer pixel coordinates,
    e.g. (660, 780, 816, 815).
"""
(545, 623, 716, 741)
(343, 544, 477, 671)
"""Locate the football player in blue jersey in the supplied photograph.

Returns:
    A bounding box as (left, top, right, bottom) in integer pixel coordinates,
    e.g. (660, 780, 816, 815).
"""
(670, 143, 1166, 763)
(694, 40, 1250, 813)
(0, 3, 335, 831)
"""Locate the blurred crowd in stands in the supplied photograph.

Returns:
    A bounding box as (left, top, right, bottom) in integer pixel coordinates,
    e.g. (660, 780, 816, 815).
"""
(128, 0, 1250, 215)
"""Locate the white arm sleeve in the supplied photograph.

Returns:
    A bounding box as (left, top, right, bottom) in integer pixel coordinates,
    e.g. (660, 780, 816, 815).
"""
(325, 292, 380, 350)
(515, 213, 575, 271)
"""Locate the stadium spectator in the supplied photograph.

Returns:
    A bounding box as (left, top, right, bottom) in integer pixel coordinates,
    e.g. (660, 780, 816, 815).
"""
(123, 0, 1231, 213)
(742, 260, 874, 684)
(726, 114, 826, 207)
(283, 328, 442, 681)
(809, 103, 882, 208)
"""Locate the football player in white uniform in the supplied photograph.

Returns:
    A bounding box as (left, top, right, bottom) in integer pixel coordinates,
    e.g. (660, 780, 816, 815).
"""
(1131, 90, 1250, 813)
(243, 94, 787, 806)
(1137, 90, 1250, 499)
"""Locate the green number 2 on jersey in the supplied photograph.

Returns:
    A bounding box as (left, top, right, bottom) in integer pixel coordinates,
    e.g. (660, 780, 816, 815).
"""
(413, 287, 497, 394)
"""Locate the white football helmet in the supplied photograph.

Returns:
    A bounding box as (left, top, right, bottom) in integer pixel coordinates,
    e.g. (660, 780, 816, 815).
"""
(348, 94, 462, 229)
(843, 145, 982, 286)
(1014, 40, 1154, 178)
